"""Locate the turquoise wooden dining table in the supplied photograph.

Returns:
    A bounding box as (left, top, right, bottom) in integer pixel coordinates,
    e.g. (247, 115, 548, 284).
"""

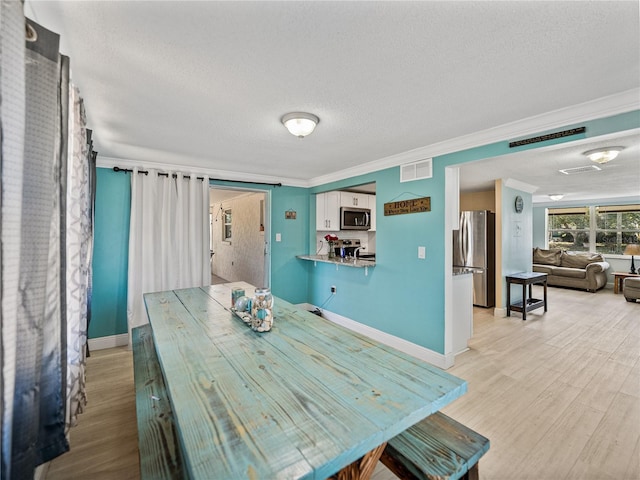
(143, 282, 467, 479)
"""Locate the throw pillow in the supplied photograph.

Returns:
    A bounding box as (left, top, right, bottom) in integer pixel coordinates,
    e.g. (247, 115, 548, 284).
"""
(560, 252, 604, 269)
(533, 247, 562, 266)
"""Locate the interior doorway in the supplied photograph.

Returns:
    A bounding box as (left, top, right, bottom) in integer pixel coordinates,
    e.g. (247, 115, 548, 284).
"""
(209, 186, 270, 288)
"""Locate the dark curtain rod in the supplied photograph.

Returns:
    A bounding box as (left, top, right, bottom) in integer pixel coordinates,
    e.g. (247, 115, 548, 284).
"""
(112, 166, 282, 187)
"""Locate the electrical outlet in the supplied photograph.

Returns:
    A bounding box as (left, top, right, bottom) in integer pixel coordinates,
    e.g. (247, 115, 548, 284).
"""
(330, 285, 337, 294)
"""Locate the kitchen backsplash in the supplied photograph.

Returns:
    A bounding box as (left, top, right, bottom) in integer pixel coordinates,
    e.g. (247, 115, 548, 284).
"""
(315, 230, 376, 255)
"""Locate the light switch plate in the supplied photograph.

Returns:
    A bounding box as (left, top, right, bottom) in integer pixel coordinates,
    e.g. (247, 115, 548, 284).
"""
(276, 233, 282, 242)
(418, 246, 426, 259)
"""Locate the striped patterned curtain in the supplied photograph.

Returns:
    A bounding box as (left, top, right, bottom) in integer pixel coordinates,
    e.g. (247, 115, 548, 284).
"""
(65, 92, 96, 432)
(1, 6, 95, 478)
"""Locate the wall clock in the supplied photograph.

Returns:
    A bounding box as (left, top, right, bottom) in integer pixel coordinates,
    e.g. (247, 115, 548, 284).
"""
(514, 195, 524, 213)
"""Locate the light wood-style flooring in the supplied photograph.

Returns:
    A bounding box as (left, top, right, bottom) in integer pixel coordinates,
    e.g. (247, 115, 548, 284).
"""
(47, 286, 639, 479)
(45, 346, 140, 480)
(211, 273, 229, 285)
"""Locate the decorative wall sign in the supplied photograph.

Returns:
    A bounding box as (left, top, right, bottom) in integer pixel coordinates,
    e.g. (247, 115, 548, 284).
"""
(285, 210, 296, 219)
(509, 127, 585, 148)
(384, 197, 431, 216)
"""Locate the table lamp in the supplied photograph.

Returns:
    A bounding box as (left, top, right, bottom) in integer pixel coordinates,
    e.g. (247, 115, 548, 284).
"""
(623, 243, 640, 274)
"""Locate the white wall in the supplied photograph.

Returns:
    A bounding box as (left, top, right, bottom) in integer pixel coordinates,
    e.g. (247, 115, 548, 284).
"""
(500, 184, 533, 307)
(212, 192, 265, 286)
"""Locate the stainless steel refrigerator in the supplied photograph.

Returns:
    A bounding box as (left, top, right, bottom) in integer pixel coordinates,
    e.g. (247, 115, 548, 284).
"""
(453, 210, 495, 307)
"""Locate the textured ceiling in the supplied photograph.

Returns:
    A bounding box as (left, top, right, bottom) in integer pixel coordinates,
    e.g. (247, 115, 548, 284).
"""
(26, 1, 640, 201)
(459, 130, 640, 204)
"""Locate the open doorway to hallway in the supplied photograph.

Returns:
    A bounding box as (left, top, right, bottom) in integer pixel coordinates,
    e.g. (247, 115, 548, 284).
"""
(209, 187, 270, 287)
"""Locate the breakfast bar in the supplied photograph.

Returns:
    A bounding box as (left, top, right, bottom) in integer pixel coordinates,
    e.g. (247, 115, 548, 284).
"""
(143, 283, 467, 479)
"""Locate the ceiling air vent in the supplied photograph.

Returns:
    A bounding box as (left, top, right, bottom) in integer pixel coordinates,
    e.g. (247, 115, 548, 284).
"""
(401, 158, 433, 183)
(559, 165, 602, 175)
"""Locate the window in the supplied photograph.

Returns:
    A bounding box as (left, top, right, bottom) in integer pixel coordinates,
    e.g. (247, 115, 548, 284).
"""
(548, 205, 640, 254)
(223, 209, 232, 241)
(595, 205, 640, 254)
(548, 207, 590, 252)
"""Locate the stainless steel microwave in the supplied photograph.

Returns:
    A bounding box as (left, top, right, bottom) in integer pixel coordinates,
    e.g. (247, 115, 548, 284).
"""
(340, 207, 371, 230)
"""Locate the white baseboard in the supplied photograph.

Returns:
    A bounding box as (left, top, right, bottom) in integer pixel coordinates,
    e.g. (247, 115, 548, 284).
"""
(296, 303, 454, 369)
(88, 333, 129, 351)
(494, 307, 507, 317)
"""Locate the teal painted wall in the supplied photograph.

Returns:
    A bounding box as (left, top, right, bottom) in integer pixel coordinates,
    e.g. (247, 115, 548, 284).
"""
(89, 171, 310, 338)
(308, 167, 447, 352)
(90, 110, 639, 345)
(532, 207, 547, 248)
(306, 111, 640, 354)
(260, 184, 310, 303)
(90, 168, 130, 338)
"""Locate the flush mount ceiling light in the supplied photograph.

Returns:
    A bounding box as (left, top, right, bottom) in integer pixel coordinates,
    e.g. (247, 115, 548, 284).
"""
(583, 147, 623, 164)
(281, 112, 319, 138)
(548, 194, 564, 201)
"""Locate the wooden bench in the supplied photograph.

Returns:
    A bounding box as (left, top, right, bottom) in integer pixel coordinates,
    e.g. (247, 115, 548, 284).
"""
(132, 324, 184, 479)
(380, 411, 490, 480)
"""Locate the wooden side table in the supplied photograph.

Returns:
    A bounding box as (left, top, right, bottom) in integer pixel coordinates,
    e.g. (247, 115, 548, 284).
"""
(506, 272, 548, 321)
(613, 272, 640, 294)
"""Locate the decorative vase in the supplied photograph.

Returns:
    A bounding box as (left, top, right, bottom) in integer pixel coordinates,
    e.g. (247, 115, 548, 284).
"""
(328, 242, 336, 258)
(251, 287, 274, 332)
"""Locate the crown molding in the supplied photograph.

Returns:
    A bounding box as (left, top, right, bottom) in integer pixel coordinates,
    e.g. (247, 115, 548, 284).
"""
(97, 90, 639, 190)
(308, 88, 640, 187)
(96, 156, 309, 188)
(503, 178, 538, 194)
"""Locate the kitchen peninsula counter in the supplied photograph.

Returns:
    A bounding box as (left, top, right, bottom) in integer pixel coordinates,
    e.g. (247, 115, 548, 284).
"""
(297, 254, 376, 269)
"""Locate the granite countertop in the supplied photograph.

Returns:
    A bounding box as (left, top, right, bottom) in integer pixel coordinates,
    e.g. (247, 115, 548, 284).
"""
(297, 254, 376, 269)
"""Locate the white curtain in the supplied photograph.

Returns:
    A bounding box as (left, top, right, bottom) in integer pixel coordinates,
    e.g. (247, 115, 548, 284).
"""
(126, 169, 210, 338)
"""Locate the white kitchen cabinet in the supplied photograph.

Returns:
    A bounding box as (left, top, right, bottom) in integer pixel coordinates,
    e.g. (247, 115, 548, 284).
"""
(316, 191, 340, 231)
(340, 192, 369, 208)
(367, 194, 376, 231)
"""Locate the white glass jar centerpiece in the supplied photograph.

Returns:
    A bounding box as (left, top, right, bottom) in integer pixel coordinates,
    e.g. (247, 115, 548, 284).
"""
(251, 287, 274, 332)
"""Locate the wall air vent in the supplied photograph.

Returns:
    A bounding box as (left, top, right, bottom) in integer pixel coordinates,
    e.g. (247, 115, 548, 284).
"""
(401, 158, 433, 182)
(559, 165, 602, 175)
